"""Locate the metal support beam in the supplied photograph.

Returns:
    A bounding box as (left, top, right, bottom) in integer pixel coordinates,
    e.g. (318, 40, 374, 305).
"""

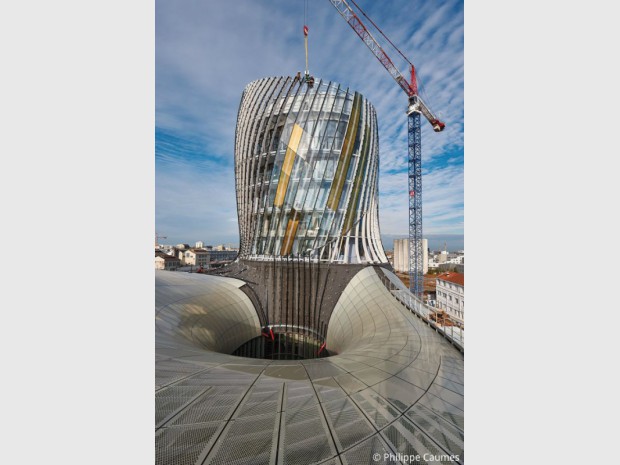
(408, 111, 423, 299)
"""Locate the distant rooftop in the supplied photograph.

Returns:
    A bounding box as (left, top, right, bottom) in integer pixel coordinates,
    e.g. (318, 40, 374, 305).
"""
(437, 271, 464, 286)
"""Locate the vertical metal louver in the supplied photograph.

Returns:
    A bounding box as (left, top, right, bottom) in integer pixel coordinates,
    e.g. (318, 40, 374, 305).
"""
(234, 76, 388, 264)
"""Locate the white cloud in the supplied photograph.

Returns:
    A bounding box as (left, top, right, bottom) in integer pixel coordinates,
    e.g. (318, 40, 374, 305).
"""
(156, 0, 464, 243)
(156, 154, 239, 245)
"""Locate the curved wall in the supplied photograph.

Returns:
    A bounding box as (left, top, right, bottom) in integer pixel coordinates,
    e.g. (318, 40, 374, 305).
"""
(155, 268, 464, 465)
(234, 76, 387, 264)
(155, 271, 261, 354)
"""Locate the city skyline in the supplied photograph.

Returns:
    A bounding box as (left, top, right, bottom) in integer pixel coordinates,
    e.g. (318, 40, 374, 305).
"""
(156, 0, 464, 247)
(157, 233, 464, 254)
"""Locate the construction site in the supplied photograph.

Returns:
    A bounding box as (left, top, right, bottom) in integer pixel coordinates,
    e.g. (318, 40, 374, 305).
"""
(155, 1, 463, 464)
(394, 272, 437, 299)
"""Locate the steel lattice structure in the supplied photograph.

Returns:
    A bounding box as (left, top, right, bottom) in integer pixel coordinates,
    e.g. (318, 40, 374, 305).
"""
(328, 0, 445, 300)
(408, 108, 423, 298)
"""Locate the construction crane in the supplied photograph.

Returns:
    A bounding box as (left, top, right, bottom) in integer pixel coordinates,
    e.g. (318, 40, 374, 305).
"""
(155, 233, 167, 248)
(328, 0, 445, 300)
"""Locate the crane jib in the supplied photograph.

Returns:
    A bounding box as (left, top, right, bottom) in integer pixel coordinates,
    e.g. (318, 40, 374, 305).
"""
(329, 0, 446, 298)
(330, 0, 444, 132)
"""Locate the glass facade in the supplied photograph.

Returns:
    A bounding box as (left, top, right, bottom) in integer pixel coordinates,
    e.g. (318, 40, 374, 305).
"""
(235, 76, 387, 264)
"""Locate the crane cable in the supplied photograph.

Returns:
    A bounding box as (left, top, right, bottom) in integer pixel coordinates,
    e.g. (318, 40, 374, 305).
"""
(304, 0, 309, 77)
(349, 0, 412, 68)
(348, 0, 437, 114)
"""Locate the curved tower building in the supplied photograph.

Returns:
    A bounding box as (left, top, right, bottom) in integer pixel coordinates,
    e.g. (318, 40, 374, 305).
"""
(235, 76, 387, 264)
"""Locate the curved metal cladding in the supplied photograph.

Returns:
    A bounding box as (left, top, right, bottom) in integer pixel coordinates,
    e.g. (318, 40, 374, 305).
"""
(156, 269, 464, 465)
(155, 271, 261, 354)
(235, 77, 388, 264)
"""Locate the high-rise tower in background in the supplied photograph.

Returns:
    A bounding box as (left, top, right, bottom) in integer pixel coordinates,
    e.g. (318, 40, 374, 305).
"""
(235, 76, 387, 264)
(393, 238, 427, 274)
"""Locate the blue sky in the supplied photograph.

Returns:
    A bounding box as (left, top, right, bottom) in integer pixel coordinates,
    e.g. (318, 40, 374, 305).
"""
(156, 0, 463, 247)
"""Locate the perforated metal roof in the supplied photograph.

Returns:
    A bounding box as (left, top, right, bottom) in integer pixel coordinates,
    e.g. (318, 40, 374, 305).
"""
(155, 267, 464, 464)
